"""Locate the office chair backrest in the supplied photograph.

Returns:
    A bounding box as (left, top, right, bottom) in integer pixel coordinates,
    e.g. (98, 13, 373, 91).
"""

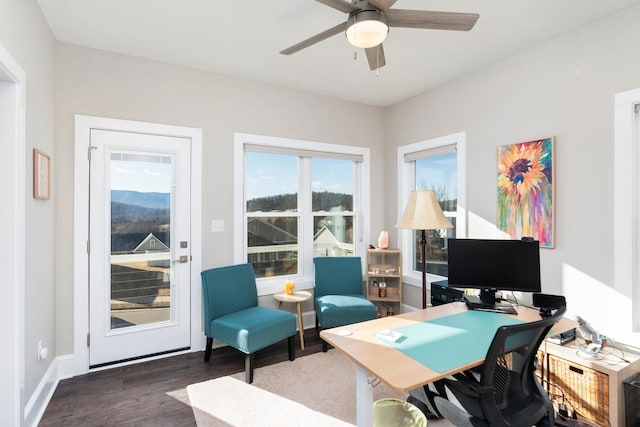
(478, 304, 566, 421)
(313, 256, 364, 298)
(201, 264, 259, 324)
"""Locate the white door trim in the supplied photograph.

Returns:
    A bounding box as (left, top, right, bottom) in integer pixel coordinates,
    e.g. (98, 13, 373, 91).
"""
(0, 43, 26, 425)
(73, 115, 202, 375)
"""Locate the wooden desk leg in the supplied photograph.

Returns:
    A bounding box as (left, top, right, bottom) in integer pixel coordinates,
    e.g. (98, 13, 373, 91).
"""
(355, 364, 373, 427)
(296, 302, 305, 350)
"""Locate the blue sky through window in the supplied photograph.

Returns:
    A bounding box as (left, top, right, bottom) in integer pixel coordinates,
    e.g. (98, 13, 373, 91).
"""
(245, 152, 353, 200)
(415, 152, 457, 201)
(111, 156, 172, 193)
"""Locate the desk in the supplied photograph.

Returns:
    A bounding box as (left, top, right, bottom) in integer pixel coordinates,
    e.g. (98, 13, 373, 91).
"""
(273, 290, 312, 350)
(320, 301, 576, 427)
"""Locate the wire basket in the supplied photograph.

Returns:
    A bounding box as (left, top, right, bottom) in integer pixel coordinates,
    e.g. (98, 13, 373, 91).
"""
(547, 354, 609, 426)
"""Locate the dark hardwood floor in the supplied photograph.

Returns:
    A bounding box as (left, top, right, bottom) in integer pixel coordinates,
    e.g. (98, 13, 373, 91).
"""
(40, 330, 325, 426)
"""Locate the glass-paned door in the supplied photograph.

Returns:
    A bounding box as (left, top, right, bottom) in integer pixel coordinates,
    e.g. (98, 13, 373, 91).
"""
(89, 129, 191, 367)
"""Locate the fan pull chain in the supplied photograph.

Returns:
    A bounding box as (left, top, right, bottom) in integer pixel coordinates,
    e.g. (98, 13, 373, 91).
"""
(352, 14, 359, 61)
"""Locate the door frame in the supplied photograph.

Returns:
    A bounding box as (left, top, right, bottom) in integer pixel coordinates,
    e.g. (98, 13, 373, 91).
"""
(73, 115, 202, 375)
(0, 42, 26, 425)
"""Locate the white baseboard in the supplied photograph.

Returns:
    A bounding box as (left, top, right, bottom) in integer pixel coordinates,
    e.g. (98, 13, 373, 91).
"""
(301, 310, 316, 330)
(24, 354, 73, 427)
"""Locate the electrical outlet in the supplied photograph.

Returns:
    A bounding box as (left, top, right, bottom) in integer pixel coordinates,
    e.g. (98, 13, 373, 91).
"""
(211, 220, 224, 233)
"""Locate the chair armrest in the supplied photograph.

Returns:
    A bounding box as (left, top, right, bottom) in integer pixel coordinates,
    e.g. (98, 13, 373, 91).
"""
(445, 374, 494, 397)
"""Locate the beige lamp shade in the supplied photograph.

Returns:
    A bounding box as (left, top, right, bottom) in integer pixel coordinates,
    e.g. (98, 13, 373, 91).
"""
(396, 190, 453, 230)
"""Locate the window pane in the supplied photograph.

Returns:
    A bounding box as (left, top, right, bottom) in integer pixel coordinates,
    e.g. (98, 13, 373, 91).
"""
(410, 218, 456, 277)
(247, 216, 298, 278)
(312, 158, 353, 211)
(414, 151, 457, 276)
(415, 152, 457, 212)
(314, 215, 354, 257)
(246, 152, 298, 212)
(110, 152, 172, 328)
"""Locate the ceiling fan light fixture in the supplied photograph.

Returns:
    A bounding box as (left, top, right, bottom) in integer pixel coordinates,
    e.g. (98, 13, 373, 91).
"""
(346, 10, 388, 49)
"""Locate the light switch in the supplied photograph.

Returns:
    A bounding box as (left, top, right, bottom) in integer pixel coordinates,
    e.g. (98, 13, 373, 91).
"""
(211, 220, 224, 233)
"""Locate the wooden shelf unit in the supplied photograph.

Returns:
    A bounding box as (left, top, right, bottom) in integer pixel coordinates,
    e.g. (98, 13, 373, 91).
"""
(366, 248, 402, 316)
(539, 339, 640, 426)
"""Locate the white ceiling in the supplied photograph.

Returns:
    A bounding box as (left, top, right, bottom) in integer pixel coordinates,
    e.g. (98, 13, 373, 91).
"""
(37, 0, 640, 107)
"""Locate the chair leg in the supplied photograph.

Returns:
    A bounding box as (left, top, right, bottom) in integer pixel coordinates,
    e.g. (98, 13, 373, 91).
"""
(288, 335, 295, 361)
(245, 353, 254, 384)
(204, 337, 213, 361)
(322, 341, 328, 352)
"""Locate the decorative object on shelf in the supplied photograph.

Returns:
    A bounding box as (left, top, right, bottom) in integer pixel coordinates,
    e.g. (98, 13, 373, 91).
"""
(575, 316, 604, 359)
(285, 280, 295, 295)
(378, 282, 387, 298)
(378, 231, 389, 249)
(497, 137, 555, 248)
(385, 304, 395, 316)
(33, 148, 51, 200)
(396, 190, 453, 309)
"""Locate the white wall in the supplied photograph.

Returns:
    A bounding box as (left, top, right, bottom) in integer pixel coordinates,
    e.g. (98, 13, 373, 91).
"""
(0, 0, 57, 411)
(54, 43, 387, 355)
(387, 3, 640, 346)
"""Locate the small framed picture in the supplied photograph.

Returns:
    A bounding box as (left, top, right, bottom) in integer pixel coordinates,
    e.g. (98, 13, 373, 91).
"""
(33, 149, 50, 200)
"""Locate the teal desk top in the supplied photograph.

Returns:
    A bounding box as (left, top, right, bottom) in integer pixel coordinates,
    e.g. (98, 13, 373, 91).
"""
(376, 310, 524, 373)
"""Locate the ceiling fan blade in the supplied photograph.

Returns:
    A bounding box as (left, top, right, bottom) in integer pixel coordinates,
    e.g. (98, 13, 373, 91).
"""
(280, 22, 348, 55)
(367, 0, 398, 11)
(315, 0, 359, 14)
(365, 44, 386, 70)
(387, 10, 479, 31)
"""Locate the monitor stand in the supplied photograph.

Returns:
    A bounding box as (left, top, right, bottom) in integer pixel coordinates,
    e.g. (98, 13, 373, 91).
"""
(464, 289, 518, 314)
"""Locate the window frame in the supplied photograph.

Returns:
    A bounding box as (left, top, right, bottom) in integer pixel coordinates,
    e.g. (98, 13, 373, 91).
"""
(396, 132, 467, 288)
(234, 133, 370, 295)
(614, 88, 640, 332)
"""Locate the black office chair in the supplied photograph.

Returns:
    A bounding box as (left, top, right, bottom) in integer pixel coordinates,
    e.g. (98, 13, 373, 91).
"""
(425, 304, 566, 427)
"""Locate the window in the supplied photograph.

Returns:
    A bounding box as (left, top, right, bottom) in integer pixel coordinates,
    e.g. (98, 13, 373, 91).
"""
(234, 133, 370, 294)
(397, 132, 466, 285)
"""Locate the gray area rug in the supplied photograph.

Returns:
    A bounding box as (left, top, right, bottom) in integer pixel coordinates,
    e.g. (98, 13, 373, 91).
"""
(187, 349, 408, 426)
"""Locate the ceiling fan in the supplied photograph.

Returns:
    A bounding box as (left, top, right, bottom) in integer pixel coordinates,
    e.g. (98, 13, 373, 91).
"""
(280, 0, 479, 71)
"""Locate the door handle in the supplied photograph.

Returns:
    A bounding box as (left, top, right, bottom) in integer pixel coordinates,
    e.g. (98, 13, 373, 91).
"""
(172, 255, 189, 263)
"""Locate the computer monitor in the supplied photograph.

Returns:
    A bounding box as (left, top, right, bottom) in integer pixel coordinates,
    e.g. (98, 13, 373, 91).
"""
(447, 238, 542, 311)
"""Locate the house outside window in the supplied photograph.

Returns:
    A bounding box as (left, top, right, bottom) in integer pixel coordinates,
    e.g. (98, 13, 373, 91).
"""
(234, 133, 370, 294)
(397, 132, 467, 285)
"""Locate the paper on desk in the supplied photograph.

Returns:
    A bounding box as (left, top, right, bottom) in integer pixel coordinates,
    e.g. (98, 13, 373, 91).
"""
(375, 329, 404, 343)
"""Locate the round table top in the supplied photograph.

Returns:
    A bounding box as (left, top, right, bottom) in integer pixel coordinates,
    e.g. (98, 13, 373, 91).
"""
(273, 290, 312, 303)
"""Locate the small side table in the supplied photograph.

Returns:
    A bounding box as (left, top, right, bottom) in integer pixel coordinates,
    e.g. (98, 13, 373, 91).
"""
(273, 290, 312, 350)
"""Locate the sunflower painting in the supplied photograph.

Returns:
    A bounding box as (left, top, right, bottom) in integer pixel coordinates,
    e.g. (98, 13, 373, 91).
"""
(497, 138, 554, 248)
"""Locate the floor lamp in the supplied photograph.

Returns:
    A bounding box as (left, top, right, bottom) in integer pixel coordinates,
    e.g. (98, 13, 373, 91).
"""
(396, 190, 453, 309)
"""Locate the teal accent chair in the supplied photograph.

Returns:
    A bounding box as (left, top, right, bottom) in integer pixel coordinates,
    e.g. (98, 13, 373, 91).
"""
(313, 256, 378, 352)
(201, 264, 297, 383)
